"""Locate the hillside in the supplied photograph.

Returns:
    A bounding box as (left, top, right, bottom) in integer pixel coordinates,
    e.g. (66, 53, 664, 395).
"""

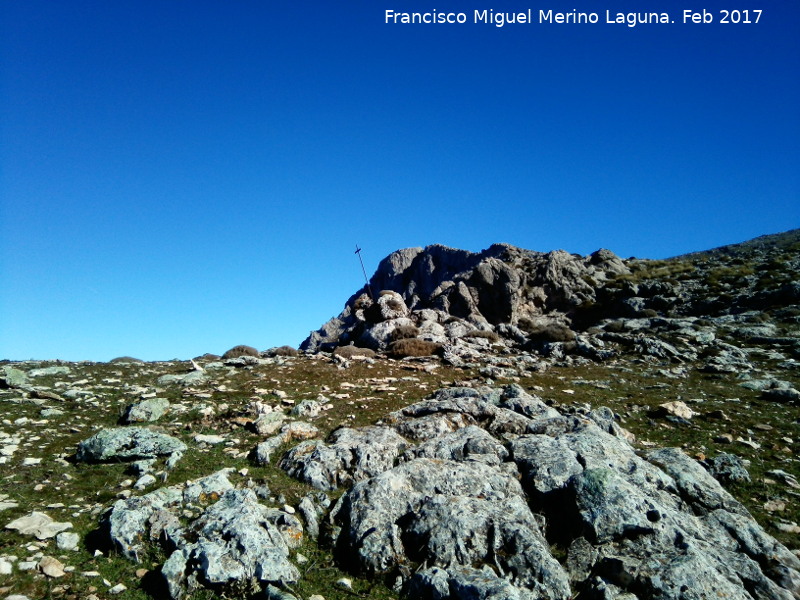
(0, 230, 799, 600)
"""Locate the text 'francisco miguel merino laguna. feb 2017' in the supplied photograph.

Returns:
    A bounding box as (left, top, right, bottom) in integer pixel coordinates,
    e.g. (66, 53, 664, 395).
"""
(384, 9, 764, 27)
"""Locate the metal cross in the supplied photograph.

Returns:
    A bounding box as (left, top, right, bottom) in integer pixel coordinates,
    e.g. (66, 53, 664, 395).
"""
(355, 245, 374, 300)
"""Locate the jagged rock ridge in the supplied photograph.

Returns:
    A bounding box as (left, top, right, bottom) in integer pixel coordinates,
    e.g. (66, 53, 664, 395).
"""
(301, 230, 800, 359)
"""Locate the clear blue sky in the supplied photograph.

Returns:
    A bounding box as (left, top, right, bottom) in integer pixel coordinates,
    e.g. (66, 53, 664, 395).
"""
(2, 1, 798, 361)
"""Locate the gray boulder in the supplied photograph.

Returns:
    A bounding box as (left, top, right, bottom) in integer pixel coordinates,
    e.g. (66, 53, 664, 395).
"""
(279, 426, 408, 490)
(76, 427, 186, 462)
(706, 452, 751, 484)
(161, 489, 300, 599)
(122, 398, 170, 423)
(0, 366, 29, 389)
(157, 371, 208, 386)
(104, 486, 184, 560)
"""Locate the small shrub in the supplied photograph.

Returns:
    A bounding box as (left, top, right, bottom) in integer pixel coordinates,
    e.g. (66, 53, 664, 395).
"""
(353, 294, 373, 310)
(333, 345, 376, 359)
(387, 339, 442, 358)
(222, 345, 260, 359)
(523, 322, 576, 343)
(391, 325, 420, 341)
(109, 356, 144, 364)
(463, 330, 500, 343)
(517, 318, 536, 333)
(269, 346, 299, 357)
(603, 321, 626, 333)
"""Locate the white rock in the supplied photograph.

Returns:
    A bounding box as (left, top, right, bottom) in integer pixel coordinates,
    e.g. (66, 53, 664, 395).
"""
(134, 474, 157, 490)
(336, 577, 353, 590)
(659, 401, 695, 420)
(0, 444, 18, 456)
(194, 434, 226, 445)
(5, 512, 72, 540)
(56, 531, 80, 551)
(108, 583, 127, 594)
(0, 557, 12, 574)
(18, 560, 37, 570)
(38, 556, 66, 578)
(21, 457, 42, 466)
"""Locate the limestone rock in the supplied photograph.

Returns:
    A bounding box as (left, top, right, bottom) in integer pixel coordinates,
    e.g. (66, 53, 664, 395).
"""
(279, 426, 408, 490)
(0, 366, 29, 388)
(5, 512, 72, 540)
(38, 556, 65, 578)
(56, 531, 80, 551)
(122, 397, 170, 423)
(707, 452, 751, 484)
(161, 489, 300, 598)
(76, 427, 186, 462)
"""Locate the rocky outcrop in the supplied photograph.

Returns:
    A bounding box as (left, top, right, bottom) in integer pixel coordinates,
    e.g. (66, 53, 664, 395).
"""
(300, 231, 800, 369)
(274, 385, 800, 600)
(301, 244, 631, 352)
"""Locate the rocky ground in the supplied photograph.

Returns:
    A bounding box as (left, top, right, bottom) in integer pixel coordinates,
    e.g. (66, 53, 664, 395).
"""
(1, 230, 799, 600)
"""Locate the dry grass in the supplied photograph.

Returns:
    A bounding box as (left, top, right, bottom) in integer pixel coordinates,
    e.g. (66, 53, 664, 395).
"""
(463, 330, 501, 343)
(518, 320, 576, 342)
(390, 324, 420, 341)
(387, 338, 442, 358)
(333, 345, 376, 359)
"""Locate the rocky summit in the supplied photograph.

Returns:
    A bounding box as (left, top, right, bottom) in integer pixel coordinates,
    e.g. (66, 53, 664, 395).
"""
(0, 230, 799, 600)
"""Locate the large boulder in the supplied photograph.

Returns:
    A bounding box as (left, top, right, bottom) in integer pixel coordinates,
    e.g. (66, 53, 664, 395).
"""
(76, 427, 186, 462)
(161, 489, 300, 598)
(275, 385, 800, 600)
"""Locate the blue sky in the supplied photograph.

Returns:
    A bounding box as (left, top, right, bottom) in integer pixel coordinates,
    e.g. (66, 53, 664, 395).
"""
(1, 1, 798, 361)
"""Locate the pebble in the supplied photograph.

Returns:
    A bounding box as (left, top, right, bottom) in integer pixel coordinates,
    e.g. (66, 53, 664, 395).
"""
(108, 583, 127, 594)
(0, 558, 11, 575)
(336, 578, 353, 590)
(21, 458, 42, 467)
(135, 568, 148, 578)
(17, 560, 37, 571)
(308, 596, 326, 600)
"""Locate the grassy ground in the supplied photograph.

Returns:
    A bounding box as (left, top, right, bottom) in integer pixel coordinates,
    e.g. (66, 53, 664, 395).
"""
(0, 341, 798, 599)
